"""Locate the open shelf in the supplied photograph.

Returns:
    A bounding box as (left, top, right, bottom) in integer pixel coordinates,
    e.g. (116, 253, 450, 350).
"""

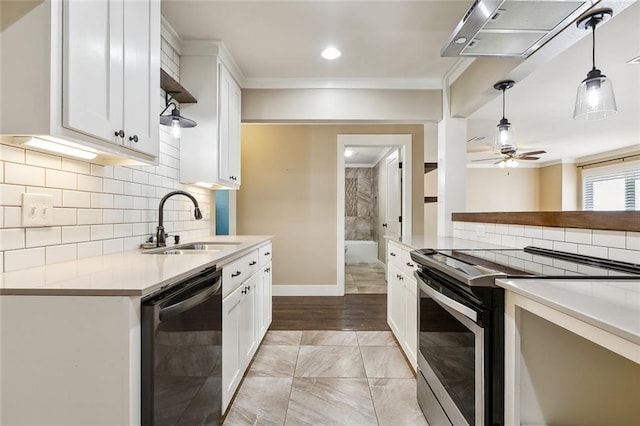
(424, 196, 438, 203)
(160, 69, 197, 104)
(424, 162, 437, 174)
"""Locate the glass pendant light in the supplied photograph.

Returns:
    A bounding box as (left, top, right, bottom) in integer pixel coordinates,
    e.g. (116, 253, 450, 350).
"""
(492, 80, 516, 154)
(573, 8, 617, 121)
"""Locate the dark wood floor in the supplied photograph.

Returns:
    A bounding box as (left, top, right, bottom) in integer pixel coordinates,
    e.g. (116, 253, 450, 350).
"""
(270, 294, 389, 331)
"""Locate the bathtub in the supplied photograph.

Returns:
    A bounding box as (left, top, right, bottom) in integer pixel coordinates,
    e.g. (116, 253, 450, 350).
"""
(345, 240, 379, 264)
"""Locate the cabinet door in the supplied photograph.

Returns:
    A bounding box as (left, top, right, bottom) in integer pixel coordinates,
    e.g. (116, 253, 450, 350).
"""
(122, 0, 159, 157)
(63, 0, 123, 143)
(258, 263, 273, 338)
(404, 276, 418, 368)
(222, 284, 243, 411)
(239, 273, 258, 362)
(387, 264, 404, 339)
(218, 63, 241, 188)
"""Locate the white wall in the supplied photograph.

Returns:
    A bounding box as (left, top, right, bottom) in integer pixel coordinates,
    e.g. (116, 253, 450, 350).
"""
(0, 38, 211, 273)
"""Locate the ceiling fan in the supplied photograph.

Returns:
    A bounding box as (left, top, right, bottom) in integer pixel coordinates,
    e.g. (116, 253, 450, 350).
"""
(472, 146, 547, 168)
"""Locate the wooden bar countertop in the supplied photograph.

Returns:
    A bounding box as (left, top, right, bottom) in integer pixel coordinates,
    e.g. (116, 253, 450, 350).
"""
(451, 211, 640, 232)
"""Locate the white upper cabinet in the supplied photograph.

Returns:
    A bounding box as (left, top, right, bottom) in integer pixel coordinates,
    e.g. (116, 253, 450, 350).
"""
(179, 42, 242, 189)
(0, 0, 160, 164)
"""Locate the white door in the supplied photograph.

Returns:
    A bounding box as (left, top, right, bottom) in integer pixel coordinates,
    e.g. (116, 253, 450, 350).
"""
(385, 150, 402, 240)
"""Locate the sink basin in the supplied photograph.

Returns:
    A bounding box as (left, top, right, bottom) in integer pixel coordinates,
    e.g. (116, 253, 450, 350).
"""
(143, 241, 243, 254)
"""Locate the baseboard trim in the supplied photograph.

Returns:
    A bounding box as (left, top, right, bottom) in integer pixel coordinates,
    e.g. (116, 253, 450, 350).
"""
(272, 284, 343, 296)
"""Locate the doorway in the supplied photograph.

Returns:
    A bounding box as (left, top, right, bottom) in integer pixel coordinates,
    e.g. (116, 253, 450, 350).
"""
(337, 134, 412, 296)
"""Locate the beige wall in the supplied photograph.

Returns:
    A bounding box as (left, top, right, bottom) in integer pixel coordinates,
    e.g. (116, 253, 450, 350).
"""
(539, 163, 563, 210)
(237, 124, 424, 287)
(466, 168, 540, 212)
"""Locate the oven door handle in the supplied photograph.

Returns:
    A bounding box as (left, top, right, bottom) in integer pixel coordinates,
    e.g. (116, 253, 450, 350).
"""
(419, 279, 478, 323)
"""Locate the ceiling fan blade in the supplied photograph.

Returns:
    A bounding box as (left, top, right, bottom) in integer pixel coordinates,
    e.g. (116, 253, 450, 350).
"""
(493, 159, 505, 165)
(471, 157, 503, 162)
(519, 150, 546, 156)
(517, 156, 540, 160)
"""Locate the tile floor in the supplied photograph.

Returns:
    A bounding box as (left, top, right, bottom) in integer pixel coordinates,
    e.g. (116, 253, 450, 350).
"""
(223, 330, 427, 425)
(345, 263, 387, 294)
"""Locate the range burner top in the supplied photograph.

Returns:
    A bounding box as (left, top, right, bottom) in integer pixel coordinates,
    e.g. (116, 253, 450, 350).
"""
(411, 246, 640, 287)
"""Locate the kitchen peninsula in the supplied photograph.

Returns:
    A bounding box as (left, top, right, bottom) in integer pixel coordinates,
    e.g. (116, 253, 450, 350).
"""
(0, 235, 272, 425)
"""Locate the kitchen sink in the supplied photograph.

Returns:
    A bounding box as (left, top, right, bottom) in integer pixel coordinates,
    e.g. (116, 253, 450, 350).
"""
(143, 241, 243, 254)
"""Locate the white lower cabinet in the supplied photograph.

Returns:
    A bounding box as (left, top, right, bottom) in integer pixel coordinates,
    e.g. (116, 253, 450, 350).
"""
(221, 244, 273, 413)
(387, 240, 418, 370)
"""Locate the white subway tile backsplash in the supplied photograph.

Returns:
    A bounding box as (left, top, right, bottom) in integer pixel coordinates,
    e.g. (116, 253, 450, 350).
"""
(103, 209, 124, 224)
(46, 169, 77, 189)
(5, 163, 45, 186)
(578, 244, 608, 258)
(628, 232, 640, 250)
(0, 144, 25, 163)
(488, 234, 502, 246)
(524, 225, 543, 239)
(0, 228, 25, 250)
(542, 227, 565, 241)
(501, 235, 516, 248)
(4, 207, 21, 227)
(508, 224, 525, 236)
(0, 162, 3, 183)
(26, 151, 61, 169)
(608, 248, 640, 264)
(62, 158, 90, 174)
(4, 248, 45, 271)
(114, 195, 134, 209)
(91, 193, 114, 209)
(552, 241, 578, 253)
(123, 210, 142, 223)
(77, 241, 102, 259)
(77, 209, 103, 225)
(495, 224, 510, 235)
(52, 208, 77, 226)
(124, 236, 142, 251)
(62, 226, 90, 243)
(515, 237, 533, 249)
(592, 230, 626, 249)
(113, 167, 133, 182)
(114, 223, 133, 238)
(103, 178, 124, 194)
(26, 227, 61, 247)
(0, 184, 25, 205)
(565, 228, 592, 245)
(62, 190, 90, 208)
(124, 182, 141, 196)
(91, 224, 114, 240)
(132, 170, 149, 184)
(46, 244, 77, 264)
(103, 238, 124, 254)
(90, 164, 112, 178)
(77, 175, 103, 192)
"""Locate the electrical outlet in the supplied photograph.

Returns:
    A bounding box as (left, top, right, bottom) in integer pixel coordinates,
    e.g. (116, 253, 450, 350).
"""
(22, 193, 54, 227)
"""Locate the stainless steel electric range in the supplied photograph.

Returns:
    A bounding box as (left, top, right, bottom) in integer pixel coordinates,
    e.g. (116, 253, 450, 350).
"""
(410, 246, 640, 426)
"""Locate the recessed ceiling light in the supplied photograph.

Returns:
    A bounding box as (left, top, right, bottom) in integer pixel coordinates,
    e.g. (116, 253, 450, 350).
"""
(321, 46, 341, 60)
(627, 55, 640, 65)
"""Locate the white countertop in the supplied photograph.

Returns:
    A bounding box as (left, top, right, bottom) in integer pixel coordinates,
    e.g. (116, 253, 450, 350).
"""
(0, 235, 272, 297)
(386, 234, 506, 251)
(496, 278, 640, 345)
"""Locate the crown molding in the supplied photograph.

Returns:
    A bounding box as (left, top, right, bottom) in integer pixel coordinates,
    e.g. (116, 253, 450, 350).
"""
(242, 77, 443, 90)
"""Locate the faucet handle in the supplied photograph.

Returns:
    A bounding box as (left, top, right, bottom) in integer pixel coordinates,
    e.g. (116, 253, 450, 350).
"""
(173, 235, 180, 244)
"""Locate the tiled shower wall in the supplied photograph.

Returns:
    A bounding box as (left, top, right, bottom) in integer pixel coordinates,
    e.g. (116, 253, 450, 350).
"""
(345, 168, 378, 241)
(453, 221, 639, 263)
(0, 38, 211, 273)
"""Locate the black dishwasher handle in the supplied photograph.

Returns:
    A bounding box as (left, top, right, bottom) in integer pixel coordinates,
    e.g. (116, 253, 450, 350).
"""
(159, 278, 221, 321)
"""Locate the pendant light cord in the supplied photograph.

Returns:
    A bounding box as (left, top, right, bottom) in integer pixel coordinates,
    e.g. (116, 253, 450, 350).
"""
(591, 22, 597, 71)
(502, 88, 506, 119)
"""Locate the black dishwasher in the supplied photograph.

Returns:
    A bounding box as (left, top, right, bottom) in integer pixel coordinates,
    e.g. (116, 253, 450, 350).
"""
(142, 266, 222, 425)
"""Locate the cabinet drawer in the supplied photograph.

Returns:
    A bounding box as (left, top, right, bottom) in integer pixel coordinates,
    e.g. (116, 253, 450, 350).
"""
(223, 249, 259, 296)
(259, 243, 272, 267)
(401, 249, 418, 278)
(388, 242, 403, 268)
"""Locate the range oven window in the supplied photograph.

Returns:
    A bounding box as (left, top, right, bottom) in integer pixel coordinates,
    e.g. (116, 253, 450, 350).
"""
(419, 286, 477, 424)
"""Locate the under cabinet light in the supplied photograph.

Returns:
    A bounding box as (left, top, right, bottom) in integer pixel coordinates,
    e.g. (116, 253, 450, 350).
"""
(20, 137, 98, 160)
(321, 46, 341, 60)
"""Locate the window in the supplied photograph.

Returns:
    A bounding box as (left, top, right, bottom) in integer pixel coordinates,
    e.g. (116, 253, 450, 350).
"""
(582, 161, 640, 211)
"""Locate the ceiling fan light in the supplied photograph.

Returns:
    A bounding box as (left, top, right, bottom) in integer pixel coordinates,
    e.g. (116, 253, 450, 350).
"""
(573, 71, 617, 120)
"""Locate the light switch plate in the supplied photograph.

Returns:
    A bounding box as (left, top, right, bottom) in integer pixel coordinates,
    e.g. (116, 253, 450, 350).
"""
(22, 193, 54, 227)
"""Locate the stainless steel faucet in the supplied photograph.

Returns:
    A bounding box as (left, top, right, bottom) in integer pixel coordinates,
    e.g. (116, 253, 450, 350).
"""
(156, 190, 203, 247)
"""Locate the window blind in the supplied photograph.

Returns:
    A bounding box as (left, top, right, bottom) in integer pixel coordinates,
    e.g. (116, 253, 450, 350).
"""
(583, 161, 640, 211)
